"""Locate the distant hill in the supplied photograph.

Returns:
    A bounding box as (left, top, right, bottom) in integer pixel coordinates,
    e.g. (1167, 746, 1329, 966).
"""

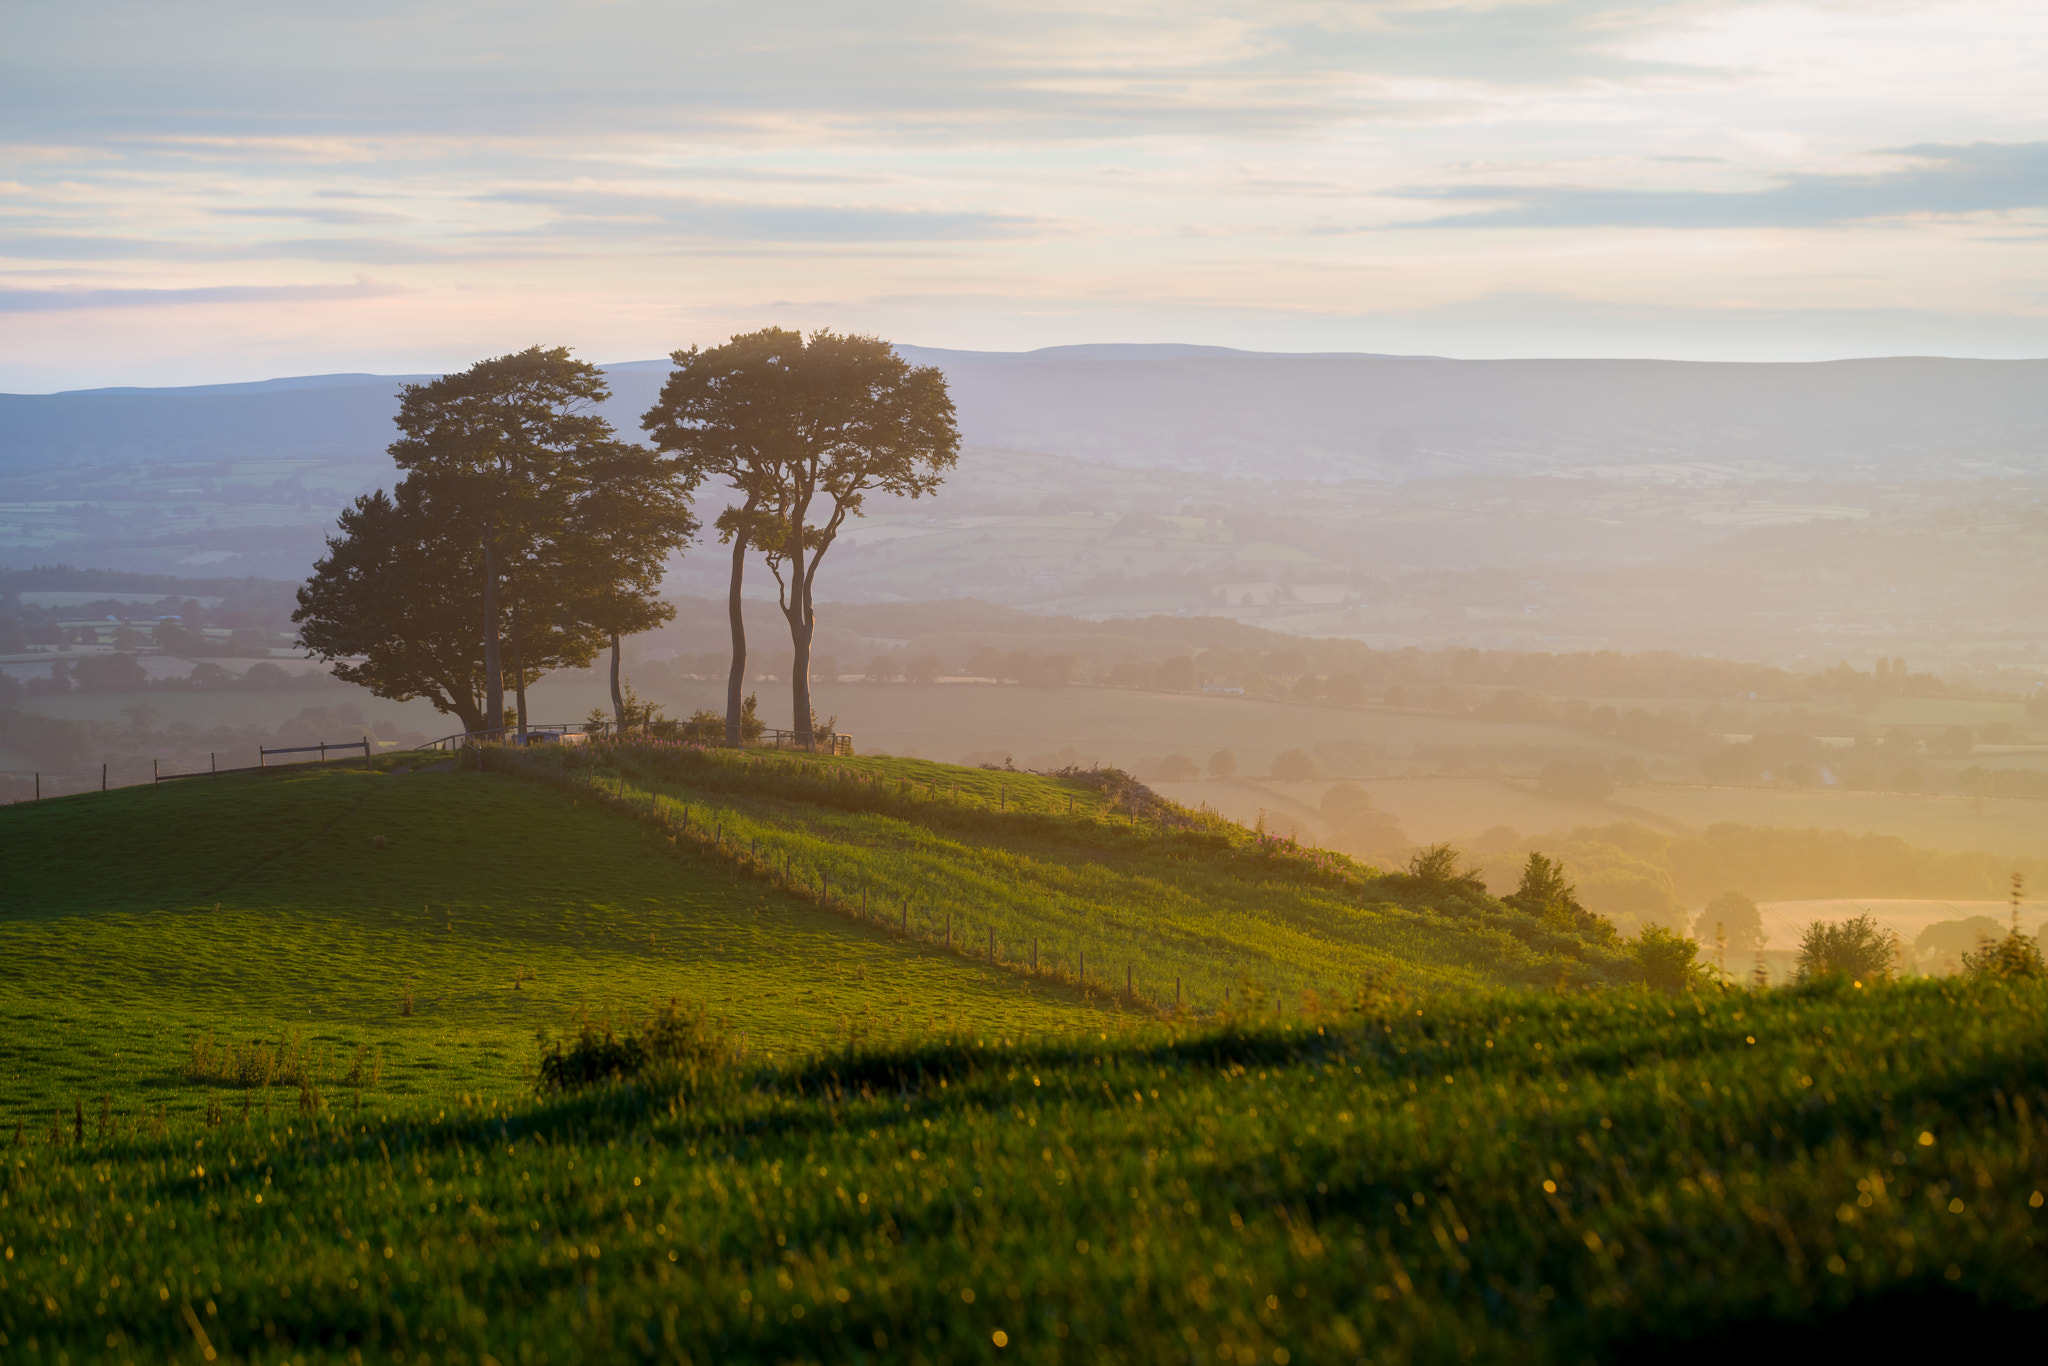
(5, 349, 2045, 479)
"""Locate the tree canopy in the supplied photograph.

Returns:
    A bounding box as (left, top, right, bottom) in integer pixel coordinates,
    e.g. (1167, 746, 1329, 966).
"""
(297, 346, 697, 733)
(644, 329, 957, 742)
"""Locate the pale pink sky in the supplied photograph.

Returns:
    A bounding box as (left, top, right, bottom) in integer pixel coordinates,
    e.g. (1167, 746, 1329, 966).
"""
(5, 0, 2046, 390)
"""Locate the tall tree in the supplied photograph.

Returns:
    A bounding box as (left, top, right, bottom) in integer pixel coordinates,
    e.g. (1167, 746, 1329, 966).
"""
(555, 439, 701, 726)
(296, 481, 613, 733)
(389, 346, 618, 732)
(293, 488, 500, 732)
(641, 329, 804, 745)
(759, 332, 957, 744)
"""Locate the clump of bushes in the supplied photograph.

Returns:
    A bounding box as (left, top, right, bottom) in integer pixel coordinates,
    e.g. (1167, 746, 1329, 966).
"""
(1962, 928, 2046, 979)
(1795, 912, 1899, 983)
(537, 999, 732, 1091)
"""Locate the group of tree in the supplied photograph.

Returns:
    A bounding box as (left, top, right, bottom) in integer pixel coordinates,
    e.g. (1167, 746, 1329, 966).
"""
(294, 333, 958, 744)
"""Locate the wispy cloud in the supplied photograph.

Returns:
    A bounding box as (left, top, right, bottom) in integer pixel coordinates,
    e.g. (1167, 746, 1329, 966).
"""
(0, 281, 405, 312)
(1403, 142, 2048, 229)
(4, 1, 2047, 383)
(482, 189, 1057, 243)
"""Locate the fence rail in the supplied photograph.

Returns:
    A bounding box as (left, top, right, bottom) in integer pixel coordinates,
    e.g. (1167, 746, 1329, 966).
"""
(3, 736, 379, 805)
(260, 737, 369, 766)
(4, 717, 856, 806)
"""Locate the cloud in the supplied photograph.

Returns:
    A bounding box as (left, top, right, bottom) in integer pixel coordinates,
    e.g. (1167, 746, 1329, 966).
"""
(1404, 142, 2048, 229)
(0, 1, 1727, 146)
(0, 281, 406, 312)
(0, 233, 455, 264)
(481, 190, 1057, 243)
(209, 205, 410, 225)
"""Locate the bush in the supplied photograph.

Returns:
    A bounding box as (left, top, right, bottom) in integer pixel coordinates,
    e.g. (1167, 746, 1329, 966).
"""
(1962, 930, 2046, 980)
(1634, 924, 1704, 992)
(1693, 890, 1764, 953)
(1269, 748, 1315, 781)
(1407, 843, 1484, 893)
(537, 999, 731, 1091)
(1796, 913, 1899, 983)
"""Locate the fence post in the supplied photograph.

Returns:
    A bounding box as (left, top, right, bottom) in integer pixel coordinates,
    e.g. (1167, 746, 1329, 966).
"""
(101, 763, 106, 792)
(988, 927, 994, 963)
(211, 753, 216, 773)
(153, 759, 158, 783)
(1175, 976, 1182, 1009)
(1032, 936, 1038, 974)
(320, 741, 327, 764)
(901, 898, 908, 935)
(1079, 948, 1085, 990)
(362, 735, 370, 768)
(34, 773, 38, 800)
(1126, 963, 1132, 997)
(945, 912, 952, 950)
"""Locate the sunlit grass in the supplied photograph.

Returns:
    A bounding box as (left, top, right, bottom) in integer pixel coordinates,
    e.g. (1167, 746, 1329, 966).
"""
(3, 978, 2043, 1364)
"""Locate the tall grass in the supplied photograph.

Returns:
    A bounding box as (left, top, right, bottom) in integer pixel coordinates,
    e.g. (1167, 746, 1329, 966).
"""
(5, 977, 2043, 1364)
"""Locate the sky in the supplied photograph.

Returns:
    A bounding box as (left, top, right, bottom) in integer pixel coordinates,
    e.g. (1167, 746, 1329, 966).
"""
(3, 0, 2046, 390)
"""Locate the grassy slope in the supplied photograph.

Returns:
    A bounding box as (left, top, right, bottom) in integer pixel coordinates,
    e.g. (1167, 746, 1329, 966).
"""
(0, 761, 1102, 1125)
(2, 979, 2044, 1364)
(490, 740, 1637, 1012)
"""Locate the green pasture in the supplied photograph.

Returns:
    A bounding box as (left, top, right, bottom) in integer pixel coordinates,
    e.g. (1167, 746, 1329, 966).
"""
(0, 761, 1101, 1127)
(497, 740, 1636, 1015)
(4, 978, 2045, 1364)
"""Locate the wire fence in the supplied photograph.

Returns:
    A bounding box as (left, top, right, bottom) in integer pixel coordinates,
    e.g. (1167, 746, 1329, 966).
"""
(1, 721, 852, 806)
(1, 738, 371, 806)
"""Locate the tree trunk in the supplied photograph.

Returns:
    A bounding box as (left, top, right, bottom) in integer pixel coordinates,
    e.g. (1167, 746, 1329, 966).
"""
(789, 594, 815, 746)
(510, 589, 528, 736)
(610, 631, 625, 730)
(725, 494, 757, 747)
(481, 522, 502, 736)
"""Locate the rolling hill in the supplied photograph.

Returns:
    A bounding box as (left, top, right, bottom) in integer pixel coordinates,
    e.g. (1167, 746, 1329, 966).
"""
(2, 744, 2045, 1363)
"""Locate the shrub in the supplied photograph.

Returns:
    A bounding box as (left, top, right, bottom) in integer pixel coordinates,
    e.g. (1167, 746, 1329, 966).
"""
(1796, 913, 1899, 983)
(1633, 924, 1705, 991)
(1269, 748, 1315, 781)
(1693, 890, 1765, 953)
(1962, 930, 2046, 980)
(537, 999, 731, 1091)
(1407, 843, 1484, 893)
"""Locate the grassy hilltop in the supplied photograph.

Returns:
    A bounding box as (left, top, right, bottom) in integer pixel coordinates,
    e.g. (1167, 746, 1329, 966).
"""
(2, 746, 2045, 1363)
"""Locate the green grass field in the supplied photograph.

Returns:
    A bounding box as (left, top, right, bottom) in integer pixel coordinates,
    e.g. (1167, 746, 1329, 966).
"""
(5, 745, 2045, 1364)
(488, 738, 1637, 1009)
(3, 977, 2044, 1364)
(0, 759, 1104, 1127)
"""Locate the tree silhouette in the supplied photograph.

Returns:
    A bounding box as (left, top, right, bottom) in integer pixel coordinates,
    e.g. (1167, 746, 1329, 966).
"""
(645, 330, 957, 744)
(642, 330, 805, 745)
(389, 346, 624, 731)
